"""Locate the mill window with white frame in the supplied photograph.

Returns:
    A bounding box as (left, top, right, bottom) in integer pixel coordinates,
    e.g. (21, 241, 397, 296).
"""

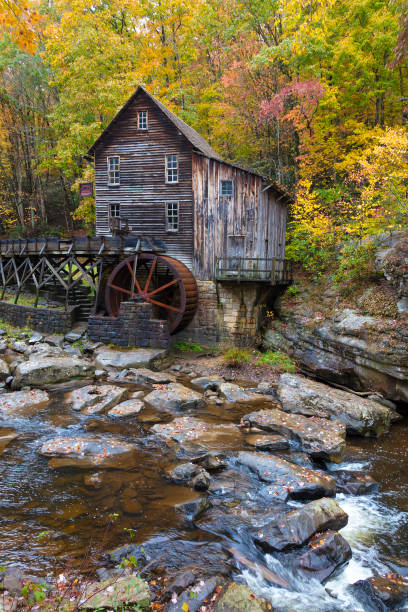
(138, 111, 148, 130)
(166, 201, 179, 231)
(165, 154, 178, 183)
(220, 179, 233, 197)
(107, 156, 120, 185)
(110, 203, 120, 218)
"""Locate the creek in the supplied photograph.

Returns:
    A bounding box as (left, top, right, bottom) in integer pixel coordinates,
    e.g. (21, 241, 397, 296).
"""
(1, 372, 408, 611)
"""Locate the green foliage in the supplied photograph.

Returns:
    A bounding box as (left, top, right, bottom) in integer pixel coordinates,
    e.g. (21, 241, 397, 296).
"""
(286, 285, 299, 297)
(222, 348, 252, 367)
(332, 241, 381, 292)
(256, 351, 296, 372)
(173, 341, 203, 352)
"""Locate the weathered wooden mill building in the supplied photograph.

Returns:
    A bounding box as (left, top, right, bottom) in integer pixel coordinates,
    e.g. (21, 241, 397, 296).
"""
(0, 86, 291, 346)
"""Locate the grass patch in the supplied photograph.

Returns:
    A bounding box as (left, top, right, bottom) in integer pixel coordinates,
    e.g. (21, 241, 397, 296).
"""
(173, 341, 203, 352)
(222, 347, 252, 368)
(256, 351, 296, 372)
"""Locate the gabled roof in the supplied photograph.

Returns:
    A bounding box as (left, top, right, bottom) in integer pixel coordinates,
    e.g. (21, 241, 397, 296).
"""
(87, 85, 222, 160)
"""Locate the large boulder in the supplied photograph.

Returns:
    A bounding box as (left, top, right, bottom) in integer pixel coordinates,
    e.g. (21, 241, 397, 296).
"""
(349, 574, 408, 611)
(235, 451, 336, 501)
(67, 384, 128, 414)
(108, 399, 144, 417)
(144, 383, 205, 411)
(11, 357, 94, 389)
(151, 416, 240, 449)
(277, 373, 394, 436)
(0, 389, 49, 417)
(294, 530, 352, 582)
(94, 347, 170, 371)
(165, 576, 223, 612)
(79, 576, 150, 610)
(219, 383, 272, 404)
(38, 436, 136, 469)
(242, 409, 346, 462)
(214, 583, 270, 612)
(253, 497, 348, 552)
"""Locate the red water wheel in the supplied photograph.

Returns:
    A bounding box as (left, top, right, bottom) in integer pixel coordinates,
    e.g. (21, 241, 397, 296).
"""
(105, 253, 198, 334)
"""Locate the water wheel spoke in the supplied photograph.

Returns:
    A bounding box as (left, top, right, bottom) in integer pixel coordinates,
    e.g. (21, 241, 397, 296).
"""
(108, 283, 134, 297)
(146, 297, 181, 313)
(144, 257, 156, 293)
(147, 278, 179, 297)
(125, 260, 143, 294)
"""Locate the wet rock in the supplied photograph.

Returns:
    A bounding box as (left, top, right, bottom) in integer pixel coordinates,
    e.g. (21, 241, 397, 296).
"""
(191, 470, 211, 491)
(0, 358, 10, 381)
(163, 569, 196, 595)
(253, 497, 348, 552)
(334, 470, 379, 495)
(191, 376, 224, 390)
(214, 582, 271, 612)
(67, 384, 128, 414)
(277, 373, 394, 436)
(144, 383, 205, 411)
(349, 573, 408, 611)
(94, 347, 170, 371)
(64, 330, 83, 343)
(165, 576, 223, 612)
(108, 399, 144, 417)
(38, 436, 136, 469)
(235, 452, 336, 501)
(282, 452, 314, 468)
(126, 368, 176, 384)
(83, 472, 104, 488)
(294, 530, 352, 583)
(11, 357, 94, 389)
(0, 430, 18, 455)
(245, 433, 289, 451)
(167, 462, 201, 483)
(0, 389, 49, 417)
(227, 546, 290, 588)
(191, 452, 227, 471)
(151, 416, 240, 448)
(79, 576, 150, 610)
(175, 495, 210, 521)
(243, 408, 346, 462)
(122, 497, 143, 514)
(44, 334, 64, 347)
(220, 382, 271, 404)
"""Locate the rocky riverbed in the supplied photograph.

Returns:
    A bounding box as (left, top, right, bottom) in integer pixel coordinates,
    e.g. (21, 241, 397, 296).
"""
(0, 329, 408, 610)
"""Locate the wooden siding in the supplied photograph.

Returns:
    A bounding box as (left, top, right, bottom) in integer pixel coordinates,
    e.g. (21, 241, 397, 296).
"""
(192, 153, 287, 280)
(94, 91, 194, 269)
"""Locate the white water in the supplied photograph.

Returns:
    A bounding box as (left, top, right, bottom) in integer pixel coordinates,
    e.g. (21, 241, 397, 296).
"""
(237, 492, 408, 611)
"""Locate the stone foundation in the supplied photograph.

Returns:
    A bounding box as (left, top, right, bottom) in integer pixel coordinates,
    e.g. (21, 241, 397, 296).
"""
(174, 280, 281, 347)
(88, 301, 170, 349)
(0, 301, 75, 334)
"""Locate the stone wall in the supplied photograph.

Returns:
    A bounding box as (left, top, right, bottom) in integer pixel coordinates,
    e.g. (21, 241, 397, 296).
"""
(0, 301, 75, 334)
(174, 280, 280, 347)
(88, 301, 170, 349)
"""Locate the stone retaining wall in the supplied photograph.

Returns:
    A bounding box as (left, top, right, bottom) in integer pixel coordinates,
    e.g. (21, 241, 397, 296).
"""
(88, 301, 170, 349)
(0, 301, 75, 334)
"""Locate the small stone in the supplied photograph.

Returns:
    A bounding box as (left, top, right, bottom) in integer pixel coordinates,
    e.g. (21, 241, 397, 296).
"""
(64, 331, 83, 343)
(191, 470, 211, 491)
(28, 332, 43, 345)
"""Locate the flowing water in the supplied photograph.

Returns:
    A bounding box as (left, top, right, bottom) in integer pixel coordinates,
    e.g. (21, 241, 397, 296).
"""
(1, 373, 408, 610)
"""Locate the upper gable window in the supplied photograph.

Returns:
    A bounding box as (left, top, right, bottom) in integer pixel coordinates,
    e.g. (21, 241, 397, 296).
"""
(165, 154, 178, 184)
(107, 156, 120, 186)
(138, 111, 148, 130)
(220, 180, 233, 197)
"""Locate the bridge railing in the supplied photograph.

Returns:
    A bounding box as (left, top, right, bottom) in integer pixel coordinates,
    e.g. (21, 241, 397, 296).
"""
(214, 257, 293, 284)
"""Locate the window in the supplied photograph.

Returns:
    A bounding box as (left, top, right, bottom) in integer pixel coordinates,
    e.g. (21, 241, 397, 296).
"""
(110, 203, 120, 218)
(138, 111, 148, 130)
(165, 154, 178, 183)
(220, 180, 233, 197)
(166, 201, 179, 231)
(107, 156, 120, 185)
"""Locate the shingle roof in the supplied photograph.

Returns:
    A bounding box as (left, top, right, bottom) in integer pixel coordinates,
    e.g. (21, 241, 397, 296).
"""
(87, 85, 222, 160)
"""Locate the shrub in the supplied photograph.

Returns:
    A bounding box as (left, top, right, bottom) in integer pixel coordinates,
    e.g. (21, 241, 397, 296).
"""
(332, 241, 381, 293)
(173, 341, 203, 352)
(222, 348, 252, 367)
(256, 351, 296, 372)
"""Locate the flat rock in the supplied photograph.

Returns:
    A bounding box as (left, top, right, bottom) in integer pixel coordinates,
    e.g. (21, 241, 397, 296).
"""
(245, 433, 289, 451)
(94, 347, 170, 371)
(28, 332, 43, 344)
(11, 357, 94, 389)
(38, 436, 136, 469)
(165, 576, 223, 612)
(334, 470, 378, 495)
(108, 399, 144, 417)
(0, 389, 49, 417)
(242, 408, 346, 462)
(79, 576, 150, 609)
(0, 430, 18, 455)
(253, 497, 348, 552)
(11, 340, 28, 353)
(43, 334, 64, 347)
(349, 573, 408, 611)
(191, 376, 224, 390)
(235, 451, 336, 501)
(220, 382, 271, 404)
(64, 331, 83, 343)
(26, 343, 66, 359)
(214, 582, 270, 612)
(67, 384, 128, 414)
(126, 368, 176, 384)
(151, 416, 240, 449)
(294, 530, 352, 582)
(144, 382, 205, 411)
(278, 373, 394, 436)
